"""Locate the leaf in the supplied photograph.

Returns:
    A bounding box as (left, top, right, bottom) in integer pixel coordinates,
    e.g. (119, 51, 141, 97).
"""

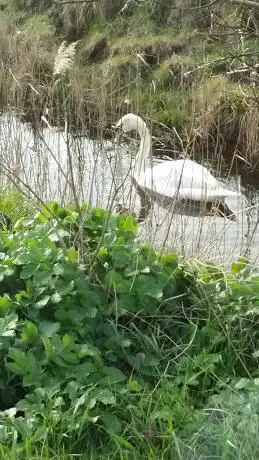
(111, 246, 133, 267)
(135, 275, 163, 299)
(32, 426, 47, 442)
(7, 348, 29, 375)
(117, 215, 137, 234)
(0, 313, 18, 337)
(60, 351, 79, 365)
(53, 264, 64, 276)
(72, 393, 88, 415)
(104, 271, 132, 293)
(94, 389, 116, 405)
(77, 343, 99, 359)
(64, 381, 79, 400)
(87, 306, 97, 318)
(66, 247, 78, 264)
(34, 270, 52, 286)
(3, 408, 16, 418)
(117, 293, 139, 312)
(100, 367, 126, 385)
(111, 434, 135, 451)
(127, 379, 142, 392)
(235, 378, 251, 390)
(20, 264, 38, 279)
(42, 336, 55, 361)
(49, 228, 70, 242)
(35, 296, 50, 309)
(73, 362, 97, 379)
(160, 252, 178, 267)
(51, 292, 62, 303)
(101, 413, 121, 434)
(39, 321, 60, 337)
(232, 262, 246, 274)
(98, 247, 108, 257)
(13, 417, 33, 439)
(21, 321, 38, 343)
(140, 266, 151, 274)
(0, 296, 11, 314)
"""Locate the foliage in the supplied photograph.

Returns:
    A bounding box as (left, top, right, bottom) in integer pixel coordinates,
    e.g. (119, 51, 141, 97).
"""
(0, 203, 257, 457)
(0, 189, 34, 222)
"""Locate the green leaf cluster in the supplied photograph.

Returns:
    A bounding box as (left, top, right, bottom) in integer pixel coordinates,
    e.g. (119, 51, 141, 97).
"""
(0, 203, 258, 458)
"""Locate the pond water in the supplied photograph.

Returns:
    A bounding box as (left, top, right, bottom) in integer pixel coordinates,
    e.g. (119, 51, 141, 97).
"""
(0, 114, 258, 264)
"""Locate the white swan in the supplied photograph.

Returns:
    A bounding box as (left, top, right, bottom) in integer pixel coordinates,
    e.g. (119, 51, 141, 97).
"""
(115, 113, 241, 221)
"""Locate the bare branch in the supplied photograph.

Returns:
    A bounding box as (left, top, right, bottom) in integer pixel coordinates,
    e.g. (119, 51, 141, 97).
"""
(53, 0, 96, 4)
(226, 0, 259, 9)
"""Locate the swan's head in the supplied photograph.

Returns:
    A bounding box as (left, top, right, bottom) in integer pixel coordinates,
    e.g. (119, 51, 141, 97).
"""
(115, 113, 146, 136)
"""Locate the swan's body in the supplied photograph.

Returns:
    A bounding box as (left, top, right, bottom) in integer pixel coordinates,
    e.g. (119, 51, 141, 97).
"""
(115, 113, 240, 220)
(137, 158, 239, 202)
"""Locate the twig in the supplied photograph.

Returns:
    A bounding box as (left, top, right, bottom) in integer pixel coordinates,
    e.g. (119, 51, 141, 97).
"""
(54, 0, 96, 4)
(64, 117, 85, 262)
(227, 0, 259, 9)
(8, 69, 20, 86)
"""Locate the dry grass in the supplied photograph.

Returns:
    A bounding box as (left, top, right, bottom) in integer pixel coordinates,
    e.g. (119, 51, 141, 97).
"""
(191, 77, 259, 172)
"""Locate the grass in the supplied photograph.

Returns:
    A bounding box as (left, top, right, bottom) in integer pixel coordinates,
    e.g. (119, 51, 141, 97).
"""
(0, 4, 258, 455)
(109, 29, 191, 58)
(0, 189, 35, 221)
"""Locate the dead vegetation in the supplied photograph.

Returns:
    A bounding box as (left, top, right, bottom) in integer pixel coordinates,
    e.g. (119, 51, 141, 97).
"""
(0, 1, 259, 181)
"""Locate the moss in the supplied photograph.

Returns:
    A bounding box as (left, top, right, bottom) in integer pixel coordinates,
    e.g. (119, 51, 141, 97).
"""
(100, 54, 147, 87)
(110, 30, 191, 60)
(128, 87, 190, 130)
(88, 20, 107, 35)
(79, 32, 109, 64)
(153, 54, 197, 89)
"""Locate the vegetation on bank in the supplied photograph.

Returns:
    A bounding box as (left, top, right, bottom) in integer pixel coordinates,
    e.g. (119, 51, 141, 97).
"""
(0, 1, 259, 177)
(0, 199, 258, 458)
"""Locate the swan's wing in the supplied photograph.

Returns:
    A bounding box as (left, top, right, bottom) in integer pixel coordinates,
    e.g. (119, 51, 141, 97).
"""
(137, 160, 239, 201)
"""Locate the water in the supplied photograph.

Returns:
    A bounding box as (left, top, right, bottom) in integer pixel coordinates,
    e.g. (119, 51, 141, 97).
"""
(0, 114, 258, 264)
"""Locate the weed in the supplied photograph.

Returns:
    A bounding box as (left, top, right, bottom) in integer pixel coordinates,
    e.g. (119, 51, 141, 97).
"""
(0, 204, 257, 457)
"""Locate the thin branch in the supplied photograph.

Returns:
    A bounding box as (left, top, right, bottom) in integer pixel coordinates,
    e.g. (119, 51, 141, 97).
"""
(54, 0, 96, 4)
(183, 50, 259, 77)
(226, 0, 259, 8)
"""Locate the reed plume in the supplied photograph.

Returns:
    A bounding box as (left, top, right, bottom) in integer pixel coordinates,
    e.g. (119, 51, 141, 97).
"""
(53, 40, 79, 76)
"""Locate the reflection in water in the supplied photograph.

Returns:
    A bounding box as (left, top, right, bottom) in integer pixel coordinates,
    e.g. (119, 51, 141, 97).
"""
(0, 114, 258, 264)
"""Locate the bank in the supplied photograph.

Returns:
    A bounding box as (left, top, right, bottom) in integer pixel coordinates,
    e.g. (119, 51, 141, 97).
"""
(1, 2, 259, 185)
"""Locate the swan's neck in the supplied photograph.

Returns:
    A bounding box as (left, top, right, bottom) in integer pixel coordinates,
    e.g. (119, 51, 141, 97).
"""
(134, 124, 151, 178)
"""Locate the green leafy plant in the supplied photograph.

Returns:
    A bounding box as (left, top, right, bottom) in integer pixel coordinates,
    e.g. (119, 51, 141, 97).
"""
(0, 203, 258, 458)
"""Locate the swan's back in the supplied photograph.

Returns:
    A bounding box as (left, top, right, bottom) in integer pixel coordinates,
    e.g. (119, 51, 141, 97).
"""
(137, 159, 239, 201)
